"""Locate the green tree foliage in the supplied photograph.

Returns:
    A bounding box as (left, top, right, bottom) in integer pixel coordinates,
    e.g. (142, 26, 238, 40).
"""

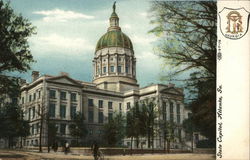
(69, 112, 88, 146)
(0, 101, 30, 148)
(0, 0, 35, 97)
(159, 120, 177, 152)
(150, 1, 216, 140)
(47, 122, 58, 151)
(103, 113, 125, 146)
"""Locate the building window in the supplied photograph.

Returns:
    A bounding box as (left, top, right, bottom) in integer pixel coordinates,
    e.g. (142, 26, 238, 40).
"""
(28, 108, 31, 120)
(119, 103, 122, 111)
(70, 93, 77, 102)
(49, 103, 56, 118)
(70, 105, 77, 119)
(103, 67, 106, 73)
(33, 93, 36, 101)
(32, 107, 35, 119)
(31, 124, 34, 135)
(177, 104, 180, 124)
(118, 66, 122, 73)
(88, 111, 94, 123)
(60, 91, 66, 100)
(29, 95, 32, 102)
(60, 124, 66, 135)
(108, 101, 113, 110)
(88, 99, 94, 107)
(163, 102, 166, 121)
(170, 102, 174, 123)
(38, 91, 41, 99)
(108, 112, 113, 121)
(178, 128, 182, 141)
(127, 102, 131, 110)
(110, 66, 114, 72)
(98, 100, 103, 108)
(60, 105, 66, 118)
(49, 90, 56, 99)
(125, 66, 129, 73)
(98, 112, 103, 123)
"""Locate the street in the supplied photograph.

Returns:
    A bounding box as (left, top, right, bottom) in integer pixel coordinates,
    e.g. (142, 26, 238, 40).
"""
(0, 149, 215, 160)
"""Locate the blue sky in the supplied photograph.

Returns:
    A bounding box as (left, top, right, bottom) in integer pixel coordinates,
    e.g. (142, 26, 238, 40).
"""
(7, 0, 168, 87)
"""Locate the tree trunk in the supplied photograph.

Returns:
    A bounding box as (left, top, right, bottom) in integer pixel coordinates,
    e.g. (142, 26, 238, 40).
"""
(163, 134, 166, 152)
(130, 137, 133, 155)
(39, 115, 44, 152)
(167, 139, 170, 153)
(136, 137, 139, 148)
(191, 132, 194, 152)
(147, 130, 151, 148)
(20, 137, 23, 148)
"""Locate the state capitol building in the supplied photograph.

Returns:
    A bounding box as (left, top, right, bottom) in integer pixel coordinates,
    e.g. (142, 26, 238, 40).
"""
(19, 4, 191, 149)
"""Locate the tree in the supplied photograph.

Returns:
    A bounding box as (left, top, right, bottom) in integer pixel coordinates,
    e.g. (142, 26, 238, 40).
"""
(149, 1, 216, 141)
(140, 98, 157, 149)
(159, 120, 177, 153)
(0, 101, 30, 148)
(69, 112, 88, 146)
(0, 0, 35, 97)
(47, 122, 58, 152)
(103, 112, 125, 146)
(182, 116, 195, 152)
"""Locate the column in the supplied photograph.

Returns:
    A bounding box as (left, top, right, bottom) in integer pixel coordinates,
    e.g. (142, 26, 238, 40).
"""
(100, 56, 102, 76)
(66, 91, 70, 120)
(116, 54, 118, 75)
(123, 54, 126, 75)
(107, 54, 110, 75)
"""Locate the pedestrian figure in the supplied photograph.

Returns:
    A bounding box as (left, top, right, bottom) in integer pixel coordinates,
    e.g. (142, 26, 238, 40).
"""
(92, 142, 99, 160)
(52, 141, 58, 152)
(64, 141, 70, 155)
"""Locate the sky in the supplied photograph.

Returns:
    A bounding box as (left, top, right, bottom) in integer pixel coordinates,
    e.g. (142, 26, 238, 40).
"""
(6, 0, 168, 87)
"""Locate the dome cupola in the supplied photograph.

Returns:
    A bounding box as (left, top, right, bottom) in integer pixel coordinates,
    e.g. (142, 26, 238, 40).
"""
(92, 2, 138, 92)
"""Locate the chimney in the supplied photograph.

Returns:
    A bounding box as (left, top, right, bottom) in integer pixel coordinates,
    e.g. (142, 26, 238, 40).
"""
(168, 83, 175, 88)
(32, 71, 39, 82)
(60, 72, 69, 76)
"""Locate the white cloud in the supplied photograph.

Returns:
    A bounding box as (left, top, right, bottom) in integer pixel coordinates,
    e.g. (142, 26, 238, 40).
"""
(33, 9, 95, 22)
(123, 24, 131, 29)
(30, 33, 94, 55)
(131, 35, 157, 46)
(139, 12, 147, 17)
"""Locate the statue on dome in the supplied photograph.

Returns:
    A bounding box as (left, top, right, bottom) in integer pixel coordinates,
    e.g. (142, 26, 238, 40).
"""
(113, 1, 116, 12)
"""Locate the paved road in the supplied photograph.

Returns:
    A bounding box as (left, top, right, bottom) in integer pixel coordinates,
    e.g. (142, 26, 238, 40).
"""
(0, 149, 215, 160)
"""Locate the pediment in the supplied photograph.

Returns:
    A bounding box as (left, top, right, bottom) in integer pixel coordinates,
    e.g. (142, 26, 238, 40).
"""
(47, 76, 82, 87)
(160, 87, 183, 96)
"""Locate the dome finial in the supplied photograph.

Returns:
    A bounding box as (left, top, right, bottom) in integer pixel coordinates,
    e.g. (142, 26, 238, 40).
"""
(113, 1, 116, 12)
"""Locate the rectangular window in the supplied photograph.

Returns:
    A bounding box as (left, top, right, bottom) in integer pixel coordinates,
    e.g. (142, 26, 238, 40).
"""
(31, 124, 34, 135)
(125, 66, 129, 73)
(108, 112, 113, 121)
(170, 102, 174, 123)
(108, 101, 113, 109)
(38, 91, 41, 99)
(103, 67, 106, 73)
(60, 124, 66, 135)
(29, 108, 31, 120)
(70, 105, 77, 119)
(177, 104, 180, 124)
(163, 102, 166, 120)
(98, 100, 103, 108)
(88, 111, 94, 123)
(127, 102, 131, 110)
(118, 66, 122, 73)
(60, 91, 66, 100)
(178, 129, 182, 141)
(119, 103, 122, 111)
(98, 112, 103, 123)
(70, 93, 77, 102)
(60, 105, 66, 118)
(22, 97, 24, 104)
(29, 95, 32, 102)
(88, 99, 94, 107)
(49, 103, 56, 118)
(33, 93, 36, 101)
(32, 107, 35, 119)
(110, 66, 114, 72)
(49, 90, 56, 99)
